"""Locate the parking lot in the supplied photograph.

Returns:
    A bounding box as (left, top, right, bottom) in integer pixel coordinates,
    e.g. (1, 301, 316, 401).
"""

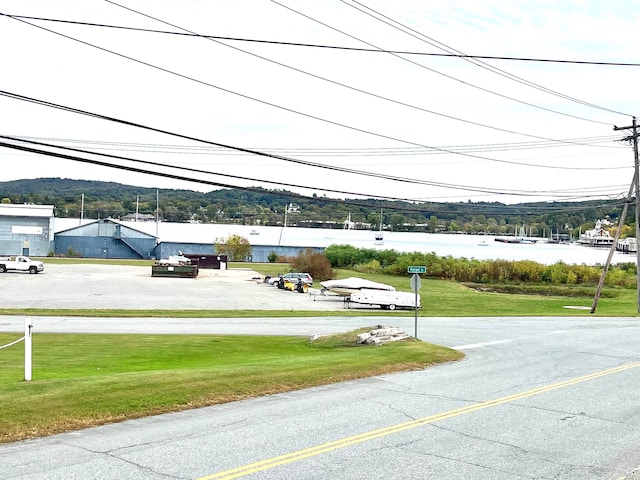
(0, 264, 348, 311)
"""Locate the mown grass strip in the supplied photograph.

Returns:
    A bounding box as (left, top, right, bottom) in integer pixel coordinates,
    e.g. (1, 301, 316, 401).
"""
(0, 331, 463, 443)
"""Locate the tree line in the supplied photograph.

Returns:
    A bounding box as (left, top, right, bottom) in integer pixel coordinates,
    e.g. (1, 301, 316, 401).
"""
(0, 177, 632, 238)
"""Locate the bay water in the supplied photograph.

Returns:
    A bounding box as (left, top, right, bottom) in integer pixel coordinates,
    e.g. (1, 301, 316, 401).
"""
(274, 227, 632, 266)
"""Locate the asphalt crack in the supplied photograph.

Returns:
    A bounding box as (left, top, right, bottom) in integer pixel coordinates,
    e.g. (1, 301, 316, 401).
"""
(64, 442, 189, 479)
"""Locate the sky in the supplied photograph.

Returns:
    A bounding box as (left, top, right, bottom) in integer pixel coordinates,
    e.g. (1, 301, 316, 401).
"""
(1, 0, 640, 206)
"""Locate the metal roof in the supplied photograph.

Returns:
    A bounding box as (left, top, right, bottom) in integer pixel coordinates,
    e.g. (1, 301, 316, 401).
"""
(0, 204, 54, 218)
(53, 218, 330, 247)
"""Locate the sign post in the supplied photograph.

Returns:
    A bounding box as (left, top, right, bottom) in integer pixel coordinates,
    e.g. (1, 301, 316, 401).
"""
(407, 266, 425, 338)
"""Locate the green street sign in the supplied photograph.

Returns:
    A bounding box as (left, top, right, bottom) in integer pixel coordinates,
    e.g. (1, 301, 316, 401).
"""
(407, 265, 426, 274)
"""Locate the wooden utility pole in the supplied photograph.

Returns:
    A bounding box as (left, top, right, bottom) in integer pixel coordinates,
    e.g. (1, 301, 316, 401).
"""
(609, 118, 640, 312)
(590, 176, 634, 313)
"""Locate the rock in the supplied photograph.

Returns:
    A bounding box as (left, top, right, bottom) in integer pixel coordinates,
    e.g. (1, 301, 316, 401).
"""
(356, 326, 410, 345)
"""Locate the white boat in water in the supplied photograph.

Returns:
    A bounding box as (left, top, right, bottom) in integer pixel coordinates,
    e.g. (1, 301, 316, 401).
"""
(374, 209, 384, 243)
(320, 277, 396, 297)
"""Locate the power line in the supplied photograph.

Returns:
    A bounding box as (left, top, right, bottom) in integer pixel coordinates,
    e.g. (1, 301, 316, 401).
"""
(0, 135, 427, 203)
(104, 1, 614, 147)
(4, 133, 631, 172)
(1, 12, 632, 202)
(3, 12, 640, 68)
(275, 1, 616, 125)
(343, 0, 633, 117)
(0, 138, 628, 217)
(1, 126, 602, 200)
(5, 134, 625, 157)
(3, 9, 627, 147)
(3, 13, 563, 165)
(0, 97, 566, 198)
(0, 93, 624, 201)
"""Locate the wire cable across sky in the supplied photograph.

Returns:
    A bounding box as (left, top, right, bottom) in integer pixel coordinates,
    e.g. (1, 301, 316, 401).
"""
(0, 1, 637, 206)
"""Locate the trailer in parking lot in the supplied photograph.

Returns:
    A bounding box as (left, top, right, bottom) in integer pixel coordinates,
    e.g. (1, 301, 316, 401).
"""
(348, 289, 420, 310)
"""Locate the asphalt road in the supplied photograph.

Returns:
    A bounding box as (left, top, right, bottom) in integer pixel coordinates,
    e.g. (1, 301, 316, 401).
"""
(1, 316, 639, 480)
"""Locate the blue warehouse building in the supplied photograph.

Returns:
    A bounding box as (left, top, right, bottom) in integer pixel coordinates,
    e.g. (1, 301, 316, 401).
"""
(53, 218, 323, 262)
(1, 205, 329, 262)
(54, 219, 157, 259)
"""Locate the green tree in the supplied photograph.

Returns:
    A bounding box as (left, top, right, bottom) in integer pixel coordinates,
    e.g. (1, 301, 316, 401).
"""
(428, 215, 439, 233)
(389, 213, 406, 231)
(214, 234, 252, 261)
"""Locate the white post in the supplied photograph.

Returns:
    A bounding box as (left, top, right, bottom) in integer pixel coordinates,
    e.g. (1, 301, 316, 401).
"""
(24, 317, 32, 381)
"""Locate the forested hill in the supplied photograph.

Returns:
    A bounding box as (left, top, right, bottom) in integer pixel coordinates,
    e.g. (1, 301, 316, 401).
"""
(0, 177, 627, 236)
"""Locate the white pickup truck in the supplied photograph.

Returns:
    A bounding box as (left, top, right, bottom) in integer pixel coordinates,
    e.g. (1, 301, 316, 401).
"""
(0, 255, 44, 274)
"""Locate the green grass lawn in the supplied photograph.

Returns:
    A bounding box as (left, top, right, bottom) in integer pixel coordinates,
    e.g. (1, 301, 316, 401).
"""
(0, 331, 463, 443)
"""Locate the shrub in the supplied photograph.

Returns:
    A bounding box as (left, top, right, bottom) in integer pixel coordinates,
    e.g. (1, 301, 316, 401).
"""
(353, 259, 383, 274)
(606, 268, 634, 287)
(323, 246, 636, 289)
(324, 244, 382, 268)
(289, 248, 334, 281)
(543, 262, 569, 284)
(267, 251, 278, 263)
(66, 246, 82, 258)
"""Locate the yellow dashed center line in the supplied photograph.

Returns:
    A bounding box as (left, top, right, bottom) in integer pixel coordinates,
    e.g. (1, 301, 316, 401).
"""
(199, 362, 640, 479)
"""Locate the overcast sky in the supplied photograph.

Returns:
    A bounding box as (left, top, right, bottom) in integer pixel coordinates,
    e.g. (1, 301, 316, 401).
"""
(1, 0, 640, 205)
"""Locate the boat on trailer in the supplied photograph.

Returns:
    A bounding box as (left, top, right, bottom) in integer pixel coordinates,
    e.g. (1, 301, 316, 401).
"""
(320, 277, 395, 297)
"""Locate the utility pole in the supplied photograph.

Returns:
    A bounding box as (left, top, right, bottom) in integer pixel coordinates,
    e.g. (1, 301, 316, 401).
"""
(613, 118, 640, 313)
(590, 176, 634, 313)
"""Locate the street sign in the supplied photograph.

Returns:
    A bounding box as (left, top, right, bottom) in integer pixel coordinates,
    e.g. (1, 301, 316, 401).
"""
(410, 273, 422, 292)
(407, 265, 426, 274)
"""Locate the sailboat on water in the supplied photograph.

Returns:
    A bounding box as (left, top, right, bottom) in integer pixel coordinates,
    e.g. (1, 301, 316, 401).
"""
(343, 213, 355, 230)
(375, 209, 384, 243)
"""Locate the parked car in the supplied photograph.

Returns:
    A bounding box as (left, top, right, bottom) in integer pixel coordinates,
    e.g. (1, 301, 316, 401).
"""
(267, 272, 313, 288)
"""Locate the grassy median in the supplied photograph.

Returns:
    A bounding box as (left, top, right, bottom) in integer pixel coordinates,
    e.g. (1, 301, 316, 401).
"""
(0, 330, 463, 443)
